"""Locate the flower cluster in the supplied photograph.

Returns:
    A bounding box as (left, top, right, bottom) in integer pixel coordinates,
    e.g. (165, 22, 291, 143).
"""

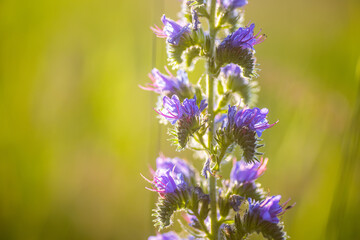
(156, 155, 195, 181)
(230, 157, 268, 183)
(152, 15, 190, 45)
(226, 105, 277, 137)
(141, 68, 193, 100)
(156, 95, 207, 125)
(143, 168, 187, 197)
(220, 23, 265, 50)
(143, 154, 196, 198)
(248, 195, 292, 224)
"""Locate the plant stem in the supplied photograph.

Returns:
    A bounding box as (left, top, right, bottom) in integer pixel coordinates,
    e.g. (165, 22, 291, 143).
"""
(207, 0, 218, 239)
(193, 212, 213, 238)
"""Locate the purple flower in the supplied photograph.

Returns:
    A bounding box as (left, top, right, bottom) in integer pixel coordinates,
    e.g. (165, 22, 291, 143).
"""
(156, 154, 194, 180)
(234, 107, 277, 137)
(143, 168, 187, 197)
(221, 23, 265, 50)
(218, 0, 248, 9)
(248, 195, 292, 224)
(155, 95, 184, 124)
(151, 15, 190, 45)
(140, 68, 190, 94)
(182, 97, 207, 117)
(230, 157, 268, 183)
(148, 231, 182, 240)
(156, 95, 207, 125)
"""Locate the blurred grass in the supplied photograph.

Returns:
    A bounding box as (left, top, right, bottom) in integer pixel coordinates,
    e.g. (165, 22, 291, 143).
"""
(0, 0, 359, 239)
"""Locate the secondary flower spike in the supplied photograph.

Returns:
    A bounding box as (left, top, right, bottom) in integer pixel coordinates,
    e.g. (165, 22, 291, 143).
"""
(220, 23, 265, 50)
(230, 157, 268, 183)
(248, 195, 294, 224)
(151, 15, 190, 45)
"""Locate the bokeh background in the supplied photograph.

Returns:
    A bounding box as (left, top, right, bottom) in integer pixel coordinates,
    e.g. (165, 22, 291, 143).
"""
(1, 0, 359, 239)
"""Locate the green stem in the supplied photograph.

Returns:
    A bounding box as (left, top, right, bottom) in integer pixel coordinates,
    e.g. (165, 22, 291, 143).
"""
(209, 174, 217, 239)
(193, 212, 213, 238)
(207, 0, 218, 239)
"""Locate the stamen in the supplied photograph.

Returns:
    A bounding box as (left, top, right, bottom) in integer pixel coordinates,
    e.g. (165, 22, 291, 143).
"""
(140, 173, 154, 184)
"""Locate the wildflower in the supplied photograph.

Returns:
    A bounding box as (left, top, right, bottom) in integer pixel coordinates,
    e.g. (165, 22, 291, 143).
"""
(230, 157, 268, 183)
(141, 68, 193, 99)
(220, 23, 265, 50)
(156, 95, 207, 125)
(234, 107, 277, 137)
(248, 195, 293, 224)
(156, 155, 194, 180)
(217, 106, 276, 163)
(143, 168, 187, 197)
(152, 15, 190, 45)
(148, 231, 182, 240)
(156, 95, 184, 124)
(182, 97, 207, 117)
(218, 0, 248, 9)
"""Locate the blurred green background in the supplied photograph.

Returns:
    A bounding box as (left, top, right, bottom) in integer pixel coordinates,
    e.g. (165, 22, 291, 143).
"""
(0, 0, 359, 239)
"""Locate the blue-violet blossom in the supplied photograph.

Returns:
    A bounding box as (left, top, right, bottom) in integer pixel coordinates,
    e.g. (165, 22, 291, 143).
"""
(152, 15, 190, 45)
(248, 195, 292, 224)
(230, 157, 268, 183)
(233, 106, 277, 137)
(141, 68, 190, 95)
(221, 23, 265, 50)
(156, 95, 207, 125)
(156, 154, 194, 180)
(143, 168, 187, 198)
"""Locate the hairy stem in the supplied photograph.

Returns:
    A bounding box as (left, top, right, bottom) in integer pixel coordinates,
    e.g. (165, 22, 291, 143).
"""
(207, 0, 218, 239)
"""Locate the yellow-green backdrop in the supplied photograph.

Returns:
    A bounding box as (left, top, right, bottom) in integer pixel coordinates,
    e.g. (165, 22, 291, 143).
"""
(0, 0, 359, 239)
